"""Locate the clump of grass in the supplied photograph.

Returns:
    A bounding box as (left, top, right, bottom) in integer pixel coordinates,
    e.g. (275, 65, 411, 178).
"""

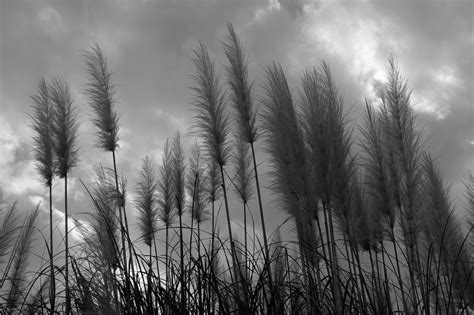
(0, 203, 20, 286)
(78, 166, 122, 312)
(422, 154, 474, 312)
(6, 26, 474, 315)
(5, 206, 40, 313)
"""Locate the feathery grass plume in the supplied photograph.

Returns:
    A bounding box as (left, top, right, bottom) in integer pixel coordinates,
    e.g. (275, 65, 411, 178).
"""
(233, 140, 254, 205)
(49, 76, 79, 315)
(90, 166, 127, 210)
(222, 22, 258, 144)
(205, 160, 223, 205)
(261, 62, 313, 245)
(30, 77, 55, 186)
(172, 133, 186, 218)
(29, 77, 57, 314)
(317, 63, 357, 237)
(260, 62, 318, 310)
(465, 172, 474, 227)
(157, 139, 176, 228)
(83, 44, 119, 152)
(359, 102, 396, 235)
(187, 143, 209, 225)
(0, 202, 19, 268)
(422, 154, 474, 311)
(300, 64, 350, 203)
(50, 77, 79, 179)
(191, 42, 232, 167)
(0, 202, 20, 294)
(136, 156, 158, 248)
(380, 57, 425, 310)
(5, 205, 39, 313)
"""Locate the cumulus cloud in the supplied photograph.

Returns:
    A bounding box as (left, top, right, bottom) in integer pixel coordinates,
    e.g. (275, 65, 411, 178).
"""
(0, 115, 41, 197)
(278, 0, 320, 18)
(36, 6, 65, 36)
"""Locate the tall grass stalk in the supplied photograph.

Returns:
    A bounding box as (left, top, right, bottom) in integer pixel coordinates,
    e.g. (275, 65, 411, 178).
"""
(186, 142, 210, 311)
(29, 77, 56, 314)
(170, 133, 187, 311)
(232, 140, 254, 271)
(380, 57, 425, 312)
(359, 101, 400, 311)
(300, 64, 357, 312)
(261, 62, 317, 312)
(157, 138, 176, 294)
(135, 156, 159, 313)
(187, 142, 209, 249)
(223, 25, 273, 289)
(190, 42, 238, 286)
(204, 159, 222, 312)
(50, 77, 79, 314)
(205, 160, 222, 263)
(83, 45, 136, 300)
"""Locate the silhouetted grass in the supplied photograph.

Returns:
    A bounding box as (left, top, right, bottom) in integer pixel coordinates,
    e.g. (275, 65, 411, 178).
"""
(1, 24, 473, 315)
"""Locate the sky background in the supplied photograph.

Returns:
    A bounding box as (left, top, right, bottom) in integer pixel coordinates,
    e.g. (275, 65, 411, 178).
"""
(0, 0, 473, 257)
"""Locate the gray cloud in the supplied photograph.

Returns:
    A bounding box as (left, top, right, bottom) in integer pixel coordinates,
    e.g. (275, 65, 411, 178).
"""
(278, 0, 320, 18)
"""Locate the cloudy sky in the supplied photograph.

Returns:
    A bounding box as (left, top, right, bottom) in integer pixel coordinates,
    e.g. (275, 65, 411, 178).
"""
(0, 0, 473, 251)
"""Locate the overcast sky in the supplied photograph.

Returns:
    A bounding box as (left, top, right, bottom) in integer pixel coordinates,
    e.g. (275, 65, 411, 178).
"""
(0, 0, 473, 247)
